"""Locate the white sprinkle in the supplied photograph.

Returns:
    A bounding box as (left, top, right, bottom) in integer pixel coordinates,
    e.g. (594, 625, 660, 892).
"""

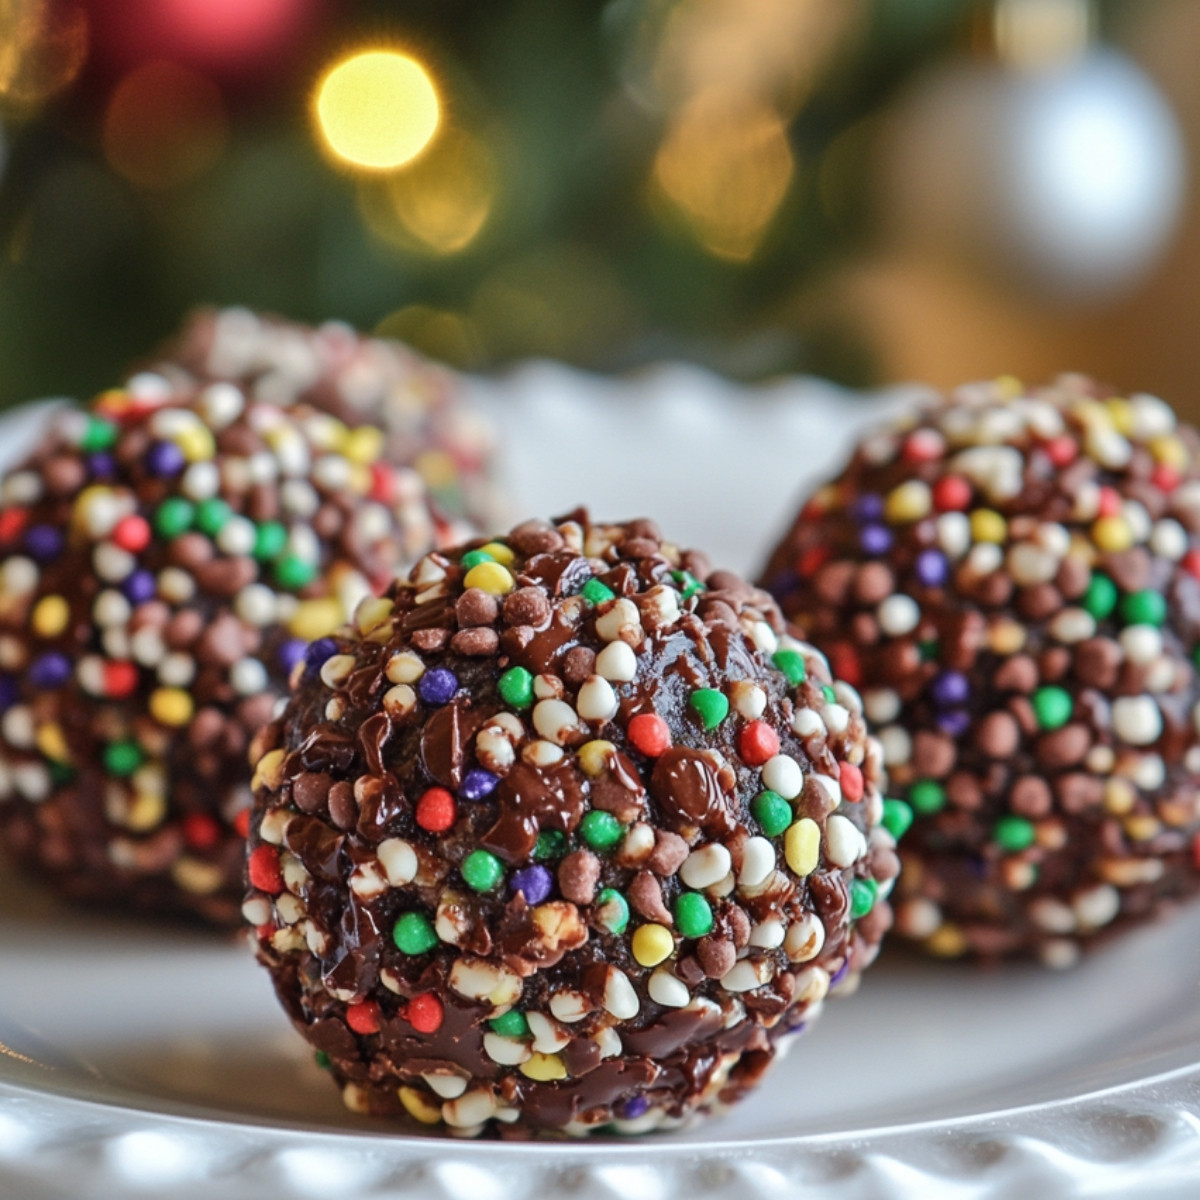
(235, 583, 277, 627)
(157, 567, 195, 605)
(680, 843, 732, 890)
(232, 658, 269, 695)
(1040, 939, 1081, 970)
(281, 479, 319, 518)
(1119, 625, 1162, 665)
(94, 589, 131, 627)
(312, 454, 352, 491)
(13, 762, 50, 801)
(877, 595, 919, 637)
(1030, 897, 1076, 934)
(76, 656, 104, 694)
(896, 897, 941, 939)
(761, 754, 803, 799)
(1048, 608, 1095, 644)
(1128, 754, 1164, 790)
(158, 652, 195, 687)
(648, 971, 690, 1008)
(94, 543, 136, 583)
(1073, 883, 1120, 929)
(1150, 518, 1187, 560)
(2, 471, 42, 504)
(936, 512, 970, 558)
(1085, 427, 1131, 469)
(1112, 695, 1162, 746)
(825, 814, 866, 868)
(966, 542, 1003, 576)
(595, 640, 637, 682)
(2, 706, 35, 748)
(130, 626, 166, 667)
(863, 689, 900, 724)
(1007, 543, 1058, 586)
(80, 493, 124, 539)
(216, 515, 256, 557)
(576, 675, 618, 723)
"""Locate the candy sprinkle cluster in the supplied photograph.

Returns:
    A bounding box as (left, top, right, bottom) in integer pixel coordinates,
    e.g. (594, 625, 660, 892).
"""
(139, 306, 501, 528)
(0, 383, 457, 924)
(246, 513, 897, 1137)
(761, 373, 1200, 968)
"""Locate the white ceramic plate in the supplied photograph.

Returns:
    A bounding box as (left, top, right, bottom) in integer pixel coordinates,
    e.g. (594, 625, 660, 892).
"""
(1, 368, 1200, 1200)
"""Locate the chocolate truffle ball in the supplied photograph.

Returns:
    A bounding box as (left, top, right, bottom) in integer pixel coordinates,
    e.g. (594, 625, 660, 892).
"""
(0, 384, 460, 923)
(245, 513, 898, 1137)
(761, 374, 1200, 967)
(136, 306, 500, 527)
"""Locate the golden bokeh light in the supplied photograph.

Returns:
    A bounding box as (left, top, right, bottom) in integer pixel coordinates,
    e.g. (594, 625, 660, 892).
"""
(359, 125, 496, 255)
(314, 49, 439, 171)
(0, 0, 88, 110)
(375, 305, 483, 368)
(102, 60, 227, 191)
(652, 89, 794, 262)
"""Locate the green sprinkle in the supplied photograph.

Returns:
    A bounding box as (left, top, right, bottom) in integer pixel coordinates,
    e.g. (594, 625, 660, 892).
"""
(81, 414, 117, 452)
(275, 553, 318, 590)
(850, 878, 878, 920)
(594, 887, 630, 935)
(315, 1050, 331, 1071)
(674, 892, 714, 939)
(917, 638, 940, 662)
(154, 497, 194, 539)
(688, 688, 729, 730)
(670, 570, 706, 600)
(1032, 685, 1072, 731)
(909, 780, 946, 816)
(393, 911, 438, 955)
(1193, 644, 1200, 672)
(581, 577, 616, 606)
(462, 849, 504, 892)
(498, 666, 533, 710)
(488, 1010, 529, 1039)
(460, 549, 495, 569)
(994, 814, 1037, 853)
(194, 497, 231, 537)
(580, 810, 623, 851)
(821, 685, 837, 704)
(752, 790, 792, 837)
(534, 830, 568, 861)
(1082, 573, 1118, 620)
(1119, 589, 1167, 628)
(253, 520, 288, 561)
(772, 649, 807, 686)
(881, 798, 914, 840)
(104, 740, 144, 777)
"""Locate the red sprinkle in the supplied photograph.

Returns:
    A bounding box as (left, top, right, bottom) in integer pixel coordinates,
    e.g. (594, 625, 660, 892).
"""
(828, 643, 862, 688)
(0, 508, 29, 543)
(255, 922, 277, 941)
(796, 544, 830, 577)
(839, 762, 864, 803)
(901, 430, 943, 462)
(1044, 436, 1078, 467)
(369, 461, 397, 505)
(103, 660, 140, 698)
(111, 514, 151, 553)
(233, 808, 251, 838)
(248, 844, 284, 894)
(407, 992, 444, 1034)
(931, 476, 971, 512)
(1152, 464, 1181, 493)
(739, 721, 780, 767)
(182, 812, 221, 850)
(346, 1000, 381, 1035)
(628, 713, 672, 757)
(1097, 487, 1121, 518)
(799, 498, 824, 521)
(416, 786, 456, 833)
(1192, 831, 1200, 871)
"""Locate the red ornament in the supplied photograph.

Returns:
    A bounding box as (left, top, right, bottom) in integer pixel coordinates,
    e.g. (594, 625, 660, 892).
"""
(839, 762, 864, 803)
(346, 1000, 381, 1035)
(103, 660, 140, 697)
(248, 844, 284, 894)
(416, 786, 456, 833)
(627, 713, 672, 757)
(111, 514, 151, 553)
(182, 811, 221, 850)
(931, 476, 971, 512)
(407, 992, 444, 1034)
(739, 721, 779, 767)
(0, 508, 29, 543)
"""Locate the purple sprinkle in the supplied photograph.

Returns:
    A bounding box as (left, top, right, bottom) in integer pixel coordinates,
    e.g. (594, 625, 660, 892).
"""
(0, 676, 16, 711)
(122, 569, 156, 605)
(418, 667, 458, 706)
(850, 493, 884, 521)
(914, 548, 948, 587)
(510, 865, 553, 905)
(147, 441, 185, 476)
(279, 638, 309, 673)
(29, 653, 71, 689)
(930, 670, 969, 707)
(829, 958, 850, 988)
(460, 768, 498, 801)
(88, 452, 116, 478)
(616, 1095, 649, 1119)
(937, 708, 971, 737)
(859, 524, 893, 556)
(303, 637, 339, 676)
(24, 525, 64, 562)
(783, 1017, 808, 1036)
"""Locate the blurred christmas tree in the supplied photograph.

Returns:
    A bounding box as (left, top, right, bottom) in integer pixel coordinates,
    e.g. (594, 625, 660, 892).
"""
(0, 0, 1128, 406)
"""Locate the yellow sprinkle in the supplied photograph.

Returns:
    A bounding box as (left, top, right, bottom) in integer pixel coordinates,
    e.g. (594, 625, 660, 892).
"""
(93, 388, 134, 416)
(348, 463, 372, 495)
(1092, 515, 1133, 553)
(416, 449, 458, 490)
(252, 748, 287, 791)
(813, 484, 838, 511)
(1123, 815, 1161, 842)
(479, 541, 514, 566)
(578, 740, 615, 778)
(988, 619, 1025, 656)
(149, 687, 194, 728)
(1104, 778, 1136, 815)
(289, 597, 345, 641)
(784, 817, 821, 876)
(884, 480, 931, 524)
(631, 923, 674, 967)
(125, 791, 167, 832)
(926, 924, 968, 957)
(35, 722, 70, 763)
(342, 425, 384, 465)
(172, 856, 224, 894)
(969, 509, 1007, 544)
(463, 561, 515, 596)
(31, 595, 70, 638)
(1149, 434, 1188, 469)
(1072, 398, 1111, 429)
(1105, 396, 1134, 436)
(355, 596, 394, 635)
(399, 1085, 443, 1124)
(173, 425, 216, 463)
(993, 375, 1023, 400)
(519, 1053, 568, 1082)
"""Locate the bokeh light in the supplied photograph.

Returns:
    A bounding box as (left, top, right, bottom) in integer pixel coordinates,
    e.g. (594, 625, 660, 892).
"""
(0, 0, 88, 110)
(314, 49, 439, 171)
(102, 60, 227, 191)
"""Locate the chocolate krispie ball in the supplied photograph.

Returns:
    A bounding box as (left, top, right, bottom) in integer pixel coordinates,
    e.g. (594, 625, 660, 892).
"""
(0, 384, 459, 924)
(137, 306, 500, 527)
(245, 513, 898, 1136)
(761, 374, 1200, 968)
